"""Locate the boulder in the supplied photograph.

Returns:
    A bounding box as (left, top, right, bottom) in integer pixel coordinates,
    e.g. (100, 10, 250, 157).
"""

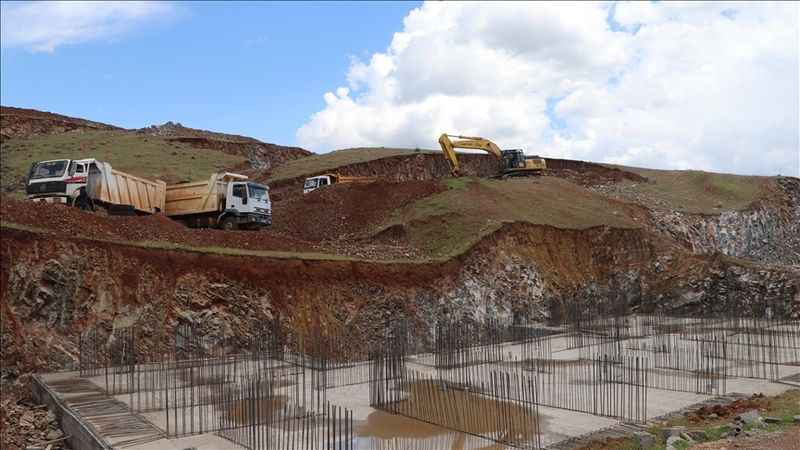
(632, 431, 656, 449)
(688, 430, 708, 441)
(663, 426, 686, 440)
(736, 410, 761, 424)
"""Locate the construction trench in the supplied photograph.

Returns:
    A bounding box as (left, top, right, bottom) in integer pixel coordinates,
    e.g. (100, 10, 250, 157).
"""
(31, 313, 800, 450)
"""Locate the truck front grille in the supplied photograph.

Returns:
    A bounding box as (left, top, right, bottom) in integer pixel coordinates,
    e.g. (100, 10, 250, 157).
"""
(26, 181, 67, 195)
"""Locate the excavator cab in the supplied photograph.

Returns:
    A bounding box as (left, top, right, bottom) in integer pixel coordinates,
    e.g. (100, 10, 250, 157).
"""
(499, 149, 527, 170)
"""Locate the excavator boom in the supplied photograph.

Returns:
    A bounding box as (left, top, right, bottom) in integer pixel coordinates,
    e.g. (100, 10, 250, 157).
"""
(438, 133, 545, 178)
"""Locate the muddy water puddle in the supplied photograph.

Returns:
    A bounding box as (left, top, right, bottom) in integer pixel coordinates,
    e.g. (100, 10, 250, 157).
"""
(216, 395, 287, 425)
(356, 409, 506, 450)
(368, 379, 538, 448)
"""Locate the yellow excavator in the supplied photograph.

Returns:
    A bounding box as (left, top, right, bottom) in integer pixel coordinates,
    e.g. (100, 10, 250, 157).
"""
(438, 133, 546, 178)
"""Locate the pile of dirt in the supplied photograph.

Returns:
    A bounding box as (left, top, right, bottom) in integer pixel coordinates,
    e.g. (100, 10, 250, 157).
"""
(683, 394, 766, 422)
(1, 195, 316, 250)
(272, 180, 445, 242)
(543, 158, 647, 187)
(1, 106, 119, 142)
(1, 382, 65, 450)
(0, 194, 428, 260)
(264, 153, 497, 194)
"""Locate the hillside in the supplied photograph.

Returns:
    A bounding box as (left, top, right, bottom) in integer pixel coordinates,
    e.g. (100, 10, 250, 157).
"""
(0, 106, 120, 141)
(1, 107, 798, 449)
(0, 106, 311, 195)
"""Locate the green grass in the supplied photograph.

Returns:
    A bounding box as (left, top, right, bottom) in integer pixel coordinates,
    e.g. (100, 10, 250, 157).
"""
(372, 177, 645, 257)
(578, 389, 800, 450)
(0, 130, 245, 194)
(604, 165, 768, 213)
(267, 147, 438, 182)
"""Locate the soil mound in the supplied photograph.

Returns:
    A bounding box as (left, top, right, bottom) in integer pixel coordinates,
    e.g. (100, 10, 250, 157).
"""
(0, 195, 299, 252)
(272, 180, 445, 242)
(0, 192, 430, 260)
(1, 106, 119, 142)
(683, 394, 766, 422)
(543, 158, 647, 187)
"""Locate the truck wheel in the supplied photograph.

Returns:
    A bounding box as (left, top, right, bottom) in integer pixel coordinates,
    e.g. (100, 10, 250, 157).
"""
(220, 217, 239, 231)
(108, 204, 137, 216)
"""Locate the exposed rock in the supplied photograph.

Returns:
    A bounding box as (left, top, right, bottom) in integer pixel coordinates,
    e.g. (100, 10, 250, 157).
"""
(688, 430, 708, 441)
(737, 410, 762, 424)
(663, 426, 686, 440)
(665, 435, 684, 450)
(633, 431, 656, 449)
(649, 177, 800, 266)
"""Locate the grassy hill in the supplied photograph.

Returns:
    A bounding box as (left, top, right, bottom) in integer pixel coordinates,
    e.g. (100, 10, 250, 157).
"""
(0, 106, 777, 262)
(0, 130, 245, 195)
(371, 177, 647, 257)
(603, 165, 768, 214)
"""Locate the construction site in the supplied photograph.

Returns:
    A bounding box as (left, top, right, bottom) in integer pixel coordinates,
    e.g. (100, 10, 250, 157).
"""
(1, 106, 799, 449)
(28, 312, 800, 450)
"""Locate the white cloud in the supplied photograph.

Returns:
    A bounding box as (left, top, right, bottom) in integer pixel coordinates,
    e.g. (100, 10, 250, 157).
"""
(297, 1, 799, 176)
(1, 1, 175, 52)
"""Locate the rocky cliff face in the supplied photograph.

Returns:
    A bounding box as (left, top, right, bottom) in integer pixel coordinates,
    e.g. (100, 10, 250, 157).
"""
(3, 221, 797, 382)
(648, 177, 800, 266)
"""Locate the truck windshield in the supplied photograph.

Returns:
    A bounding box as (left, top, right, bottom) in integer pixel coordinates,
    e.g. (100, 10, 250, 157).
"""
(247, 184, 269, 202)
(303, 178, 318, 189)
(30, 160, 68, 179)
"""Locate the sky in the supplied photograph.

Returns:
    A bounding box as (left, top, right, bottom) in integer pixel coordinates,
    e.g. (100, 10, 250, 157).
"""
(1, 1, 798, 177)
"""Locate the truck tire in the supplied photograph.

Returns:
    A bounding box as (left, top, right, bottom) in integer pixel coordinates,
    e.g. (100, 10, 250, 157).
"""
(220, 217, 239, 231)
(108, 204, 137, 216)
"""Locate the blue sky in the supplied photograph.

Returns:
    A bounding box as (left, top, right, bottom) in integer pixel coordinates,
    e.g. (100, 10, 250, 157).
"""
(1, 1, 798, 176)
(1, 1, 420, 146)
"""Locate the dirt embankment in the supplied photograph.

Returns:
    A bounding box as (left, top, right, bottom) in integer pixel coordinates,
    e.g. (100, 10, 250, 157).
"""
(1, 106, 120, 142)
(2, 220, 796, 380)
(0, 184, 441, 260)
(265, 153, 648, 201)
(264, 152, 499, 195)
(272, 180, 445, 242)
(543, 158, 648, 187)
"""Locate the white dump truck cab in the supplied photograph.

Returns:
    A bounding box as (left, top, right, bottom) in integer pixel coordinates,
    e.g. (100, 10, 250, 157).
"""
(224, 181, 272, 230)
(164, 172, 271, 230)
(303, 175, 332, 194)
(26, 158, 96, 204)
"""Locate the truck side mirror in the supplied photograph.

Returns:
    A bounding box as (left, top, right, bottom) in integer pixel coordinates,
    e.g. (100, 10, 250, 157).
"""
(242, 196, 247, 204)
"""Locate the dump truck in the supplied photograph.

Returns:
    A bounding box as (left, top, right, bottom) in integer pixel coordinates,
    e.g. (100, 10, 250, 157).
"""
(164, 172, 271, 230)
(303, 173, 380, 194)
(26, 158, 166, 214)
